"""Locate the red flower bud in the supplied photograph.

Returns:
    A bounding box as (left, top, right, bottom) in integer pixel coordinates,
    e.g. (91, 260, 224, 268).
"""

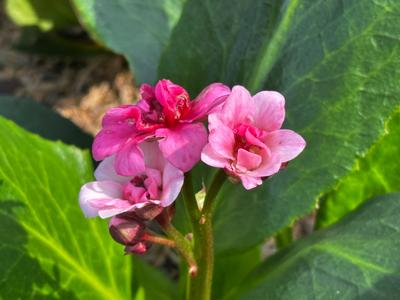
(109, 215, 145, 246)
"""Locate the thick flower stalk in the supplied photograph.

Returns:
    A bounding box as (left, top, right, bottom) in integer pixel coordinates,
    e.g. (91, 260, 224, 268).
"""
(92, 79, 230, 175)
(201, 85, 306, 189)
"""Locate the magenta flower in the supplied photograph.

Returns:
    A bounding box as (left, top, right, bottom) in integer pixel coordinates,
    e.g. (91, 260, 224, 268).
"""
(93, 79, 230, 175)
(79, 142, 184, 219)
(201, 86, 306, 190)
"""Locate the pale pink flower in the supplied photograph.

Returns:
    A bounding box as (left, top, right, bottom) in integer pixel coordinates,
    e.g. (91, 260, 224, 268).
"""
(79, 142, 184, 219)
(201, 86, 306, 190)
(92, 79, 230, 175)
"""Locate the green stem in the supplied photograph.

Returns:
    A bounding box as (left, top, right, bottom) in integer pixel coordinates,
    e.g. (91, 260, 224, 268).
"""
(190, 170, 227, 300)
(157, 212, 198, 276)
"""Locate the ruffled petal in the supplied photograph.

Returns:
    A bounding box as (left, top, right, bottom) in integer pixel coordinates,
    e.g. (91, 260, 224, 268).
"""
(201, 144, 228, 168)
(156, 123, 208, 172)
(236, 149, 262, 171)
(160, 163, 184, 207)
(252, 91, 285, 132)
(220, 85, 254, 127)
(264, 129, 306, 162)
(183, 83, 230, 121)
(94, 156, 129, 183)
(115, 141, 145, 176)
(79, 181, 123, 218)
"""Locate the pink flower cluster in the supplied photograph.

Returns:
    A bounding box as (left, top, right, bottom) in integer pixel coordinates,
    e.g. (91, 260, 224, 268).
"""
(79, 79, 305, 252)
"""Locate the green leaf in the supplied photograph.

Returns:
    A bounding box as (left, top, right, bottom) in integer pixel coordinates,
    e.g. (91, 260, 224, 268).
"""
(228, 193, 400, 300)
(71, 0, 185, 84)
(5, 0, 78, 31)
(0, 116, 131, 299)
(317, 109, 400, 228)
(160, 0, 400, 254)
(0, 96, 92, 149)
(213, 246, 261, 300)
(131, 256, 177, 300)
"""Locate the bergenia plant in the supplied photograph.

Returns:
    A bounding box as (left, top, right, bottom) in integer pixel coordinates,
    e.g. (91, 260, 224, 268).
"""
(79, 80, 305, 299)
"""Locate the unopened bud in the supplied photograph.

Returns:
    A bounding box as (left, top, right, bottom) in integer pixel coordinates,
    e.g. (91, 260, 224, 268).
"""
(109, 215, 145, 246)
(125, 242, 149, 254)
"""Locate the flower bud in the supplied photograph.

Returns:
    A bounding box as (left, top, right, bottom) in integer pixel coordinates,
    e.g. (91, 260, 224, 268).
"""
(125, 242, 149, 254)
(109, 215, 145, 246)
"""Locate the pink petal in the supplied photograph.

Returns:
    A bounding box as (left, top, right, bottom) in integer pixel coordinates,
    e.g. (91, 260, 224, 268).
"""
(220, 85, 254, 127)
(92, 124, 135, 161)
(201, 144, 228, 168)
(156, 123, 208, 172)
(94, 156, 129, 183)
(102, 105, 141, 127)
(79, 181, 123, 218)
(236, 149, 262, 171)
(140, 141, 166, 171)
(208, 123, 235, 159)
(253, 91, 285, 132)
(183, 83, 230, 121)
(160, 163, 184, 207)
(140, 83, 155, 101)
(115, 141, 145, 176)
(154, 79, 189, 110)
(264, 129, 306, 162)
(239, 175, 262, 190)
(249, 151, 282, 178)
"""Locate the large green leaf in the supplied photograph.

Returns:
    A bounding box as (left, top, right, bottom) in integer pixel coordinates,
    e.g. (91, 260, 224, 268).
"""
(0, 116, 131, 299)
(72, 0, 185, 84)
(227, 193, 400, 300)
(5, 0, 78, 31)
(0, 96, 92, 148)
(160, 0, 400, 254)
(317, 109, 400, 228)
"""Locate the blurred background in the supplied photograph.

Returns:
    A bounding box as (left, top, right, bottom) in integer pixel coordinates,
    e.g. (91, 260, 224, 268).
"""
(0, 0, 137, 135)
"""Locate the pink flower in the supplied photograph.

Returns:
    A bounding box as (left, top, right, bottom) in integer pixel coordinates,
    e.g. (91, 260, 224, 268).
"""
(93, 79, 230, 175)
(201, 86, 306, 190)
(79, 142, 184, 219)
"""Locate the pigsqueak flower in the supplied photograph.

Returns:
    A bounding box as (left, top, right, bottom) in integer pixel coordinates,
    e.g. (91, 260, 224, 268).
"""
(201, 86, 306, 190)
(93, 79, 230, 175)
(79, 142, 184, 219)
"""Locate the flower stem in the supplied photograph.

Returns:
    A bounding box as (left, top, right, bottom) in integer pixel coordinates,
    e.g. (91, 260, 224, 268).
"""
(190, 169, 227, 300)
(156, 212, 198, 276)
(142, 233, 176, 248)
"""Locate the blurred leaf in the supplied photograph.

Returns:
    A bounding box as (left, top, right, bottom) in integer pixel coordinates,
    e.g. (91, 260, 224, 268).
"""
(131, 256, 177, 300)
(317, 109, 400, 228)
(0, 96, 92, 149)
(5, 0, 78, 31)
(0, 116, 131, 299)
(161, 0, 400, 254)
(15, 26, 106, 56)
(228, 193, 400, 300)
(71, 0, 186, 84)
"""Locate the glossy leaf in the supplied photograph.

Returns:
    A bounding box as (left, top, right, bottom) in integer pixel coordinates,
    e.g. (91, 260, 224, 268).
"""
(228, 193, 400, 300)
(0, 116, 131, 299)
(161, 0, 400, 254)
(317, 109, 400, 228)
(72, 0, 185, 84)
